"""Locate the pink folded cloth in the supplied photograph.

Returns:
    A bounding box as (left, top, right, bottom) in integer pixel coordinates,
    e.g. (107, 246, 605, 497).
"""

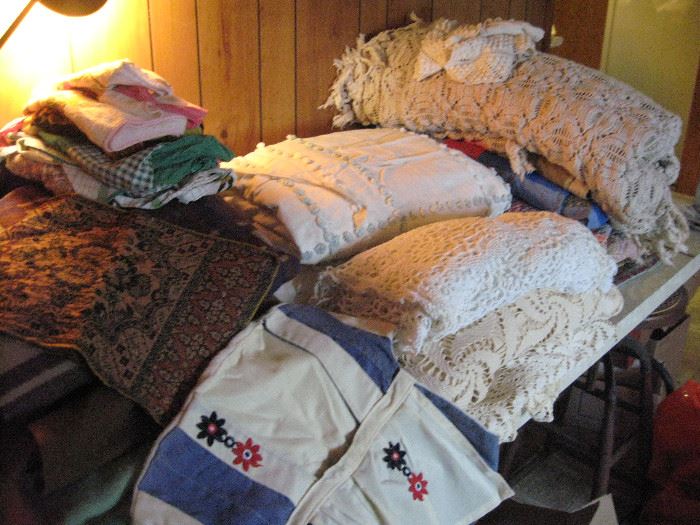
(25, 90, 187, 153)
(56, 59, 207, 129)
(0, 117, 24, 147)
(113, 85, 206, 129)
(25, 60, 210, 152)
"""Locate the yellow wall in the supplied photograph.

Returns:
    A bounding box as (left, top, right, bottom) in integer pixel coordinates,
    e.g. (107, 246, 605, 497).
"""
(0, 0, 153, 129)
(602, 0, 700, 154)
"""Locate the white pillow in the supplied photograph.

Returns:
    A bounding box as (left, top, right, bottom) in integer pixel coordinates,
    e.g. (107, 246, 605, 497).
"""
(313, 212, 618, 352)
(223, 128, 510, 263)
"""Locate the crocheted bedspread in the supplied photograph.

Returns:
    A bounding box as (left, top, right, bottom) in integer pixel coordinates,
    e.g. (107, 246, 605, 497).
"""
(313, 212, 617, 355)
(310, 211, 621, 441)
(404, 286, 623, 441)
(324, 18, 688, 263)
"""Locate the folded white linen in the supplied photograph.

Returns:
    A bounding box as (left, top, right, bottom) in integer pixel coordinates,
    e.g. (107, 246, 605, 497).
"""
(313, 212, 618, 353)
(223, 127, 511, 264)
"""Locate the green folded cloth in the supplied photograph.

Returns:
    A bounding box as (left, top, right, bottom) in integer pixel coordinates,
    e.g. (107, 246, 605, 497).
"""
(148, 135, 233, 187)
(38, 130, 233, 196)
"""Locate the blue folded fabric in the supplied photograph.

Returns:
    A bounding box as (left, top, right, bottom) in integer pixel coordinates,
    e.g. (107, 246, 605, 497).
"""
(584, 201, 609, 230)
(476, 151, 608, 230)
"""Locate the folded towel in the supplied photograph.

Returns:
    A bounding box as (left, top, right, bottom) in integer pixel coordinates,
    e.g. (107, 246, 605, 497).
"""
(56, 59, 172, 97)
(25, 90, 187, 153)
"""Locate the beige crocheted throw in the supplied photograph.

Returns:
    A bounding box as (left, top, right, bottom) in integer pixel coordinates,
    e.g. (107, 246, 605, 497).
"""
(324, 17, 689, 263)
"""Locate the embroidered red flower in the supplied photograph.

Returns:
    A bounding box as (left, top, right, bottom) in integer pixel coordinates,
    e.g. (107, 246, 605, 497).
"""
(408, 472, 429, 501)
(232, 437, 263, 471)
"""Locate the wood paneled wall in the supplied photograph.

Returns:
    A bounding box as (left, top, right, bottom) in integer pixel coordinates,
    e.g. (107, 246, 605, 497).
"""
(0, 0, 552, 156)
(182, 0, 552, 154)
(549, 0, 608, 69)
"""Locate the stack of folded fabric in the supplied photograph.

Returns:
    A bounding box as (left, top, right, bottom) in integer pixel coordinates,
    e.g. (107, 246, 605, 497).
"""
(0, 60, 235, 209)
(311, 211, 624, 441)
(323, 16, 689, 264)
(444, 138, 658, 281)
(445, 139, 608, 230)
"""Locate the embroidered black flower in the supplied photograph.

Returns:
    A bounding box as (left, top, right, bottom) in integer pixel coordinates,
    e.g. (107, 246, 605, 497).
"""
(196, 411, 227, 446)
(383, 442, 407, 470)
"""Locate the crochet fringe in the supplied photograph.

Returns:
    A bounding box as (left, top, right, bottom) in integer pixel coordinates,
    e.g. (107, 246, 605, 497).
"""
(323, 18, 689, 264)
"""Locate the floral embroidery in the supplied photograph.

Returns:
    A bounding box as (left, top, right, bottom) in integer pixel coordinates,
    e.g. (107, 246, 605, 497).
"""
(195, 412, 263, 472)
(408, 472, 429, 501)
(232, 438, 263, 471)
(383, 442, 407, 470)
(382, 440, 429, 502)
(196, 411, 227, 446)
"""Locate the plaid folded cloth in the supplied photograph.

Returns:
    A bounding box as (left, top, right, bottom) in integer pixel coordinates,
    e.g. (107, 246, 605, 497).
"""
(63, 164, 235, 209)
(39, 131, 233, 196)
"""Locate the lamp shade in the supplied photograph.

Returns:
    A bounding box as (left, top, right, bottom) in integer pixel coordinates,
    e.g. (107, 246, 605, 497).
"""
(40, 0, 107, 17)
(0, 0, 106, 49)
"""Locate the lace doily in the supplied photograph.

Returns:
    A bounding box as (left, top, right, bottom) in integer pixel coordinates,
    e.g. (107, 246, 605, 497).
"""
(465, 291, 622, 442)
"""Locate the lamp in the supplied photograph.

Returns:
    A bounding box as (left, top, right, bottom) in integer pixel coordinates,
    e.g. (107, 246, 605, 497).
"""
(0, 0, 106, 49)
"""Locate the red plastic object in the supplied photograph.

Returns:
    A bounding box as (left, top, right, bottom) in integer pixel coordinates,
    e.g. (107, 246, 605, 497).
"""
(642, 380, 700, 524)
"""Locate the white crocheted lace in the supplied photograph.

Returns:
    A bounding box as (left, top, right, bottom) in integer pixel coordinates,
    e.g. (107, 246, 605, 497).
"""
(401, 286, 623, 441)
(313, 212, 617, 353)
(466, 290, 622, 442)
(324, 18, 688, 263)
(414, 18, 543, 84)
